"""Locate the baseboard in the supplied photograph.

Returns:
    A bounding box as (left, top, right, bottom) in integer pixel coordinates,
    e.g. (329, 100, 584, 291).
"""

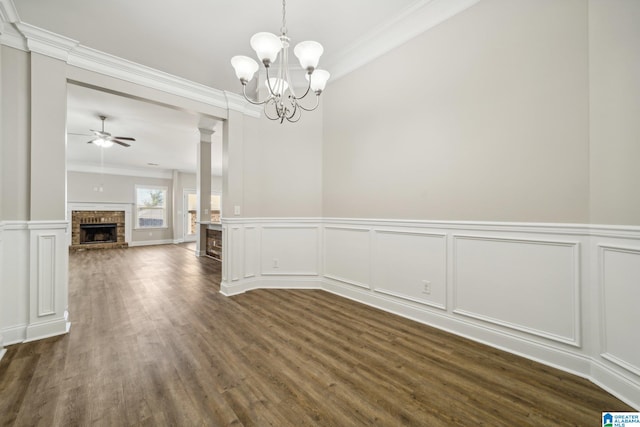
(591, 360, 640, 410)
(24, 318, 69, 343)
(321, 278, 591, 378)
(128, 239, 174, 247)
(1, 324, 27, 346)
(221, 277, 323, 296)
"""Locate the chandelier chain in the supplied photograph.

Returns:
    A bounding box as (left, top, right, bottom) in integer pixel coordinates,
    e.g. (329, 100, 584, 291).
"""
(281, 0, 287, 35)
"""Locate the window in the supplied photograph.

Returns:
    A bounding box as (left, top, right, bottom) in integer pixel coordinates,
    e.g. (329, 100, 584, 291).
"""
(135, 186, 168, 228)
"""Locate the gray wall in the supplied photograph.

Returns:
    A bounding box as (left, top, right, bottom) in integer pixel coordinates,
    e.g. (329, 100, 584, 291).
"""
(68, 171, 174, 243)
(1, 46, 30, 221)
(323, 0, 591, 223)
(243, 112, 323, 217)
(588, 0, 640, 225)
(322, 0, 640, 226)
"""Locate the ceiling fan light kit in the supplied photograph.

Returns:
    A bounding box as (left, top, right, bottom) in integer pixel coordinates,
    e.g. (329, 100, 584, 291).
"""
(88, 115, 135, 148)
(230, 0, 330, 123)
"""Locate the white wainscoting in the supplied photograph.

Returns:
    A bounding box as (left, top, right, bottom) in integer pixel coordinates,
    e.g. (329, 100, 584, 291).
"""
(221, 220, 323, 296)
(599, 245, 640, 377)
(324, 226, 371, 289)
(1, 220, 70, 345)
(452, 235, 580, 346)
(373, 229, 447, 310)
(0, 224, 4, 360)
(221, 217, 640, 409)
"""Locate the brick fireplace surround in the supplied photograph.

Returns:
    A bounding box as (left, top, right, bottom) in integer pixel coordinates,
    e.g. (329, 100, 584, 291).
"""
(70, 210, 128, 250)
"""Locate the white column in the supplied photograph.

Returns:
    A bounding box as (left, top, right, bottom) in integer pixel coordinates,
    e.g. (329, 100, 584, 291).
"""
(0, 31, 5, 360)
(0, 225, 5, 360)
(25, 52, 69, 341)
(171, 169, 181, 244)
(221, 110, 245, 287)
(196, 128, 214, 256)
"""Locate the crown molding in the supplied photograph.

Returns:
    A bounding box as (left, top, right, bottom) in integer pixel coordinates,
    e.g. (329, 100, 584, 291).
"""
(324, 0, 481, 81)
(15, 22, 78, 61)
(67, 44, 232, 112)
(0, 0, 260, 120)
(0, 0, 19, 23)
(0, 0, 24, 49)
(223, 91, 262, 118)
(0, 21, 25, 50)
(1, 0, 481, 111)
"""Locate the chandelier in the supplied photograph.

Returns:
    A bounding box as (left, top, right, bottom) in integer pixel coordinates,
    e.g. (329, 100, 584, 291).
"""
(230, 0, 330, 123)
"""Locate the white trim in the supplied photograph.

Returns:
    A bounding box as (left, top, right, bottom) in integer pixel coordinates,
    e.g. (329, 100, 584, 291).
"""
(128, 239, 174, 247)
(134, 185, 168, 230)
(220, 277, 322, 297)
(451, 234, 582, 347)
(598, 244, 640, 377)
(0, 0, 19, 23)
(1, 323, 26, 346)
(15, 22, 77, 61)
(67, 162, 175, 179)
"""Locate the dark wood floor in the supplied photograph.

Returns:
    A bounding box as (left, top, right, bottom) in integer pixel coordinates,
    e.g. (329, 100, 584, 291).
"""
(0, 244, 633, 426)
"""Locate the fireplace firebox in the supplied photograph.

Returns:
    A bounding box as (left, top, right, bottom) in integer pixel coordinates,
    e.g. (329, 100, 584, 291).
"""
(80, 223, 117, 244)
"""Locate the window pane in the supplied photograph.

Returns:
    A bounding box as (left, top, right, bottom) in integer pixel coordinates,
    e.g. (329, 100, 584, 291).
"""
(136, 187, 167, 228)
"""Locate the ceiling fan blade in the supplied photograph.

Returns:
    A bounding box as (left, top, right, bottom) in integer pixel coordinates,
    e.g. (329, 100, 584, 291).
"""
(68, 132, 91, 136)
(86, 139, 97, 144)
(114, 137, 136, 141)
(90, 129, 111, 137)
(113, 139, 131, 147)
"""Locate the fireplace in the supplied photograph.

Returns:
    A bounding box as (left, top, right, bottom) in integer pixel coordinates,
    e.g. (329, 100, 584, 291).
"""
(70, 210, 128, 250)
(80, 223, 117, 244)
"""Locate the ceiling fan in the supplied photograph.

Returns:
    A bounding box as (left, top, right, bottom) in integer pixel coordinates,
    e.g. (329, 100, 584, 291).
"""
(87, 115, 135, 148)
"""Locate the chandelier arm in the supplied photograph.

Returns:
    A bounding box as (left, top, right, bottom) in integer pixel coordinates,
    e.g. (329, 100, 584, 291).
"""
(297, 94, 320, 112)
(241, 84, 270, 106)
(286, 100, 299, 121)
(286, 107, 302, 123)
(264, 66, 281, 99)
(263, 99, 282, 121)
(290, 75, 312, 101)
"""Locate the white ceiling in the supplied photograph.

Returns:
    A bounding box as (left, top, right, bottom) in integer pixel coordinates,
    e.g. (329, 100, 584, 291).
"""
(66, 84, 222, 175)
(7, 0, 468, 175)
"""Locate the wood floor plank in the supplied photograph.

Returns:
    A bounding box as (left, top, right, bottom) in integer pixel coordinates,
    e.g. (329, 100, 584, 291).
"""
(0, 243, 634, 426)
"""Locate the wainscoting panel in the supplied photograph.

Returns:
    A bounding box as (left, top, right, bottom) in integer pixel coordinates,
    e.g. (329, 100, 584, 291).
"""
(324, 226, 371, 289)
(229, 226, 243, 282)
(243, 226, 258, 279)
(453, 235, 580, 346)
(372, 230, 447, 309)
(26, 221, 69, 342)
(260, 226, 319, 276)
(1, 223, 30, 345)
(600, 245, 640, 376)
(0, 225, 3, 358)
(36, 235, 56, 316)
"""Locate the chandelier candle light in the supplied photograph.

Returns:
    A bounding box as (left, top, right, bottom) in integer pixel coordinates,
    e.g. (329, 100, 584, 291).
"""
(231, 0, 330, 123)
